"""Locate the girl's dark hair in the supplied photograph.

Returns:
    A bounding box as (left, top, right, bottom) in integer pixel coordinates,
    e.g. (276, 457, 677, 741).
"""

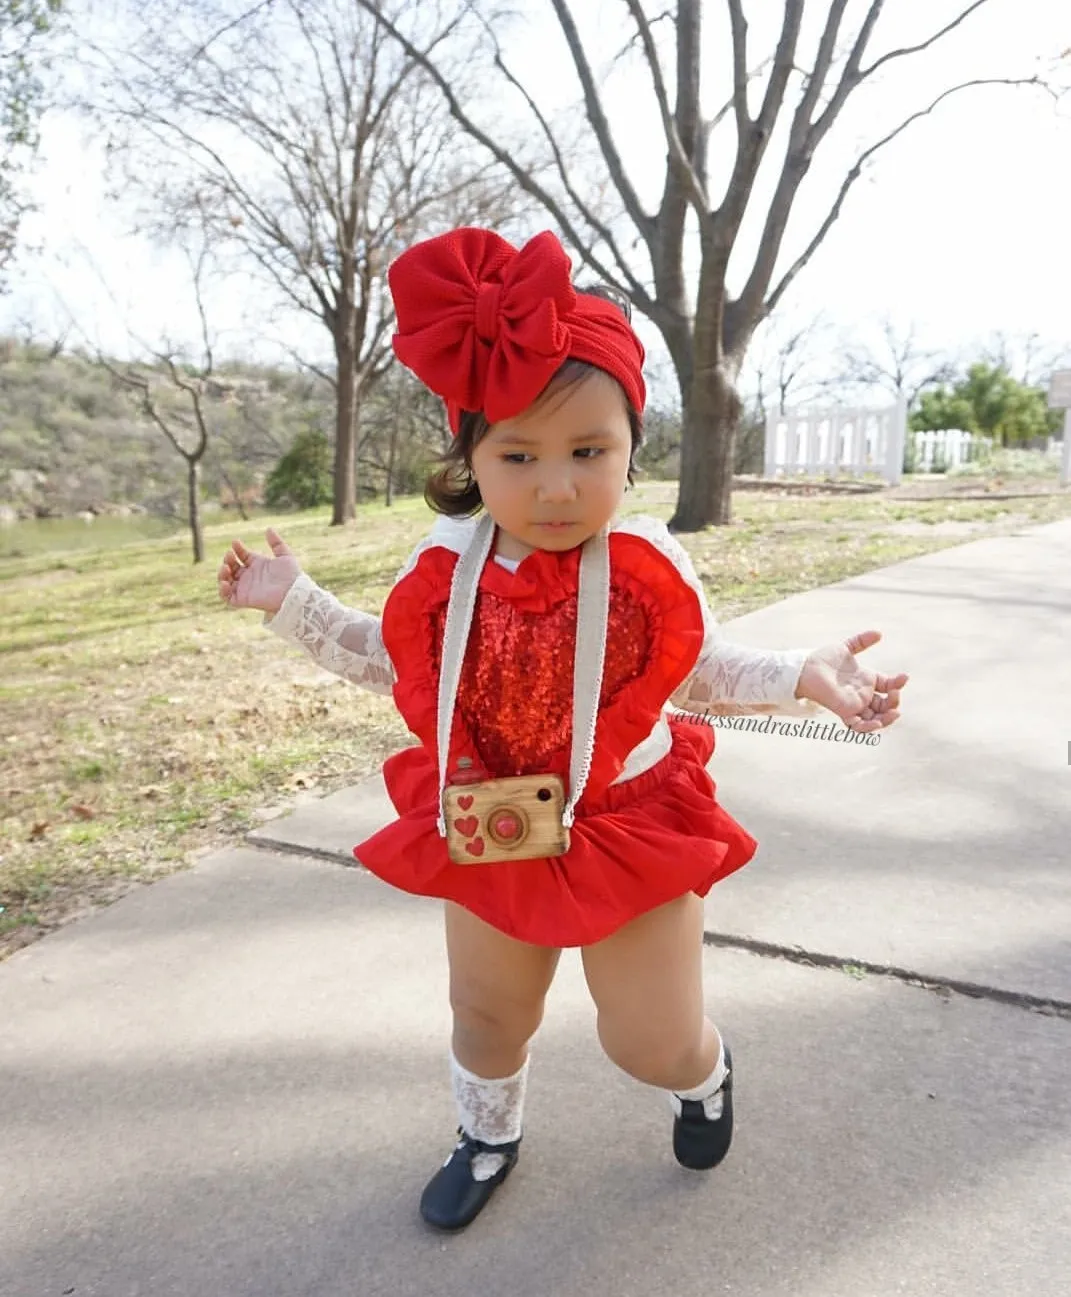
(424, 284, 644, 518)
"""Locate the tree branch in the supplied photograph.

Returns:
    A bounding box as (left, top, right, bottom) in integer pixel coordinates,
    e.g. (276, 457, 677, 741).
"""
(546, 0, 655, 238)
(287, 2, 348, 223)
(181, 0, 277, 69)
(796, 0, 850, 128)
(621, 0, 707, 210)
(161, 355, 210, 460)
(765, 76, 1047, 320)
(99, 355, 194, 462)
(182, 230, 215, 377)
(726, 0, 750, 132)
(605, 7, 673, 74)
(278, 343, 338, 390)
(860, 0, 991, 80)
(711, 0, 804, 257)
(731, 0, 856, 333)
(809, 1, 886, 144)
(352, 0, 657, 313)
(754, 0, 805, 138)
(465, 4, 650, 301)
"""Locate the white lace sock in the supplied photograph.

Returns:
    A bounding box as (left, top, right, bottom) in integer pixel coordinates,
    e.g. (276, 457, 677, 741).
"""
(667, 1037, 728, 1120)
(450, 1051, 529, 1182)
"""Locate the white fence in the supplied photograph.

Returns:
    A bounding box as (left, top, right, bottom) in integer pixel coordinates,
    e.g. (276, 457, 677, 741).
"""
(764, 406, 1070, 482)
(912, 428, 981, 471)
(764, 401, 907, 485)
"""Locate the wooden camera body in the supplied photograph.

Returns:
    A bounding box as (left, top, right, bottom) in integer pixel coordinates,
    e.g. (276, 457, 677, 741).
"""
(443, 774, 570, 865)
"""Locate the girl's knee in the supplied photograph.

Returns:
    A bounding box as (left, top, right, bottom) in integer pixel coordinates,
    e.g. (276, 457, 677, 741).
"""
(597, 1014, 704, 1086)
(450, 984, 545, 1052)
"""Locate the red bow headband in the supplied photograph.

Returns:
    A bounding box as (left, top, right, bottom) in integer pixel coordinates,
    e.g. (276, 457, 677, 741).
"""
(388, 227, 646, 434)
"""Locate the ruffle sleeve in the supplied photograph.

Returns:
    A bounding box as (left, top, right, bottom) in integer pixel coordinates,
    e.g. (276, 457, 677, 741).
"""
(617, 516, 821, 718)
(580, 531, 705, 799)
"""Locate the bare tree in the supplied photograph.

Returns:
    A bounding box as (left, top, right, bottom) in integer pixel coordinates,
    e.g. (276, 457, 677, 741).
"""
(837, 316, 958, 408)
(94, 239, 221, 563)
(747, 311, 834, 420)
(980, 330, 1071, 389)
(356, 0, 1050, 528)
(80, 0, 502, 524)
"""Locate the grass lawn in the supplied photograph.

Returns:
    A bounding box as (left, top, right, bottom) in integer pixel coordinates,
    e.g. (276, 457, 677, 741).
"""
(3, 468, 1070, 958)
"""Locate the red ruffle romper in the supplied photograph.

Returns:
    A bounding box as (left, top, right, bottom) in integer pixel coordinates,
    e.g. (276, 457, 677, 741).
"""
(353, 529, 757, 947)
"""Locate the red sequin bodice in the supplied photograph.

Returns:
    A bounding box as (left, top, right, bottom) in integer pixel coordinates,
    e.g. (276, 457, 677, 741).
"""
(379, 528, 705, 802)
(430, 575, 650, 776)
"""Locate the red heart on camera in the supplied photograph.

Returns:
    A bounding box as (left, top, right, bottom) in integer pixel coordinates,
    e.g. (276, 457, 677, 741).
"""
(453, 815, 479, 837)
(464, 836, 485, 857)
(457, 794, 474, 810)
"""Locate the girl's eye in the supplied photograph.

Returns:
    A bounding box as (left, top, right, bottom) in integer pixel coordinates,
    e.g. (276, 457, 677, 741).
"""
(501, 449, 604, 464)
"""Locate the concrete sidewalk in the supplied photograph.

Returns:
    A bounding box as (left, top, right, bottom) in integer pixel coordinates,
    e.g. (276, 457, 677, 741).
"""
(3, 520, 1070, 1297)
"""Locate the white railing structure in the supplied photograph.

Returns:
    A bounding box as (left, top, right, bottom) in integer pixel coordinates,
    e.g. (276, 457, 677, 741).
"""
(912, 428, 980, 472)
(764, 400, 907, 485)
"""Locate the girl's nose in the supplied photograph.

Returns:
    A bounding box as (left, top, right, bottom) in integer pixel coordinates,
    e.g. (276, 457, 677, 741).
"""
(535, 464, 578, 502)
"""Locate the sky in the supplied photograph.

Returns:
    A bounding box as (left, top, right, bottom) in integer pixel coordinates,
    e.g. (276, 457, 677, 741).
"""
(2, 0, 1069, 407)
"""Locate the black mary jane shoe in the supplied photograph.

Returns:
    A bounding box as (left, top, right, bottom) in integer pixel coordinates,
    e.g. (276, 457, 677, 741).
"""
(419, 1128, 521, 1231)
(672, 1044, 734, 1171)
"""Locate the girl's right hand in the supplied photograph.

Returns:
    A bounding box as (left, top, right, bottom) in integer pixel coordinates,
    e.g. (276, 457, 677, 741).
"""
(218, 528, 303, 615)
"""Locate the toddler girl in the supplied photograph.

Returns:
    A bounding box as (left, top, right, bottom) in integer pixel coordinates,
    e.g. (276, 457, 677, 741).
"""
(218, 227, 907, 1232)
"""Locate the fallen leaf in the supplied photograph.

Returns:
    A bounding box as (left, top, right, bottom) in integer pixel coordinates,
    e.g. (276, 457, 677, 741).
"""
(71, 804, 96, 820)
(29, 822, 50, 841)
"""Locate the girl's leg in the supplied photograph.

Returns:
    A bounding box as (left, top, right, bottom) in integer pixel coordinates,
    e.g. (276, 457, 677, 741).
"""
(445, 900, 561, 1079)
(580, 891, 733, 1170)
(580, 891, 717, 1090)
(420, 902, 560, 1230)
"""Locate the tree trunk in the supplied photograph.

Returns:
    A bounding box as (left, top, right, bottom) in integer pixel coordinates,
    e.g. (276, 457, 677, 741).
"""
(669, 362, 742, 530)
(668, 255, 741, 531)
(187, 458, 205, 564)
(385, 394, 400, 508)
(332, 336, 358, 526)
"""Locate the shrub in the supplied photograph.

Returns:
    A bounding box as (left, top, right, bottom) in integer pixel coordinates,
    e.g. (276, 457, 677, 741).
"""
(265, 427, 333, 509)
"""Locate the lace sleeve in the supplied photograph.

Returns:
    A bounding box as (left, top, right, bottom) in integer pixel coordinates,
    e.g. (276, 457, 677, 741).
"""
(671, 639, 820, 717)
(614, 515, 821, 718)
(264, 573, 395, 696)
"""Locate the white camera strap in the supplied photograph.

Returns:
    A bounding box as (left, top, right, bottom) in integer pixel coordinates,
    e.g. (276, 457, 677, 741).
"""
(436, 512, 610, 837)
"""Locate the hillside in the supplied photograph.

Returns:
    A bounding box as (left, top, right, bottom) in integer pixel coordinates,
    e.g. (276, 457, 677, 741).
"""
(0, 342, 343, 520)
(0, 341, 692, 523)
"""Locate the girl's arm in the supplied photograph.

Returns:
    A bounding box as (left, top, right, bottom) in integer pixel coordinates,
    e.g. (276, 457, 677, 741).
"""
(651, 522, 906, 729)
(264, 574, 395, 696)
(624, 518, 821, 718)
(219, 528, 395, 697)
(669, 631, 818, 718)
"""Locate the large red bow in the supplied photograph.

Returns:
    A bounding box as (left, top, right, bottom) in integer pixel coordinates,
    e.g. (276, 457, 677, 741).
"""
(389, 228, 645, 432)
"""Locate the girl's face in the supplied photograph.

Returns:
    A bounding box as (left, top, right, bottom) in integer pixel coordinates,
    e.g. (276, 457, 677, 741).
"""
(470, 370, 633, 562)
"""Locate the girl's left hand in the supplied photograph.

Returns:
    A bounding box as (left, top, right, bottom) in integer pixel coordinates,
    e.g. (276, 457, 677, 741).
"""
(795, 630, 908, 732)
